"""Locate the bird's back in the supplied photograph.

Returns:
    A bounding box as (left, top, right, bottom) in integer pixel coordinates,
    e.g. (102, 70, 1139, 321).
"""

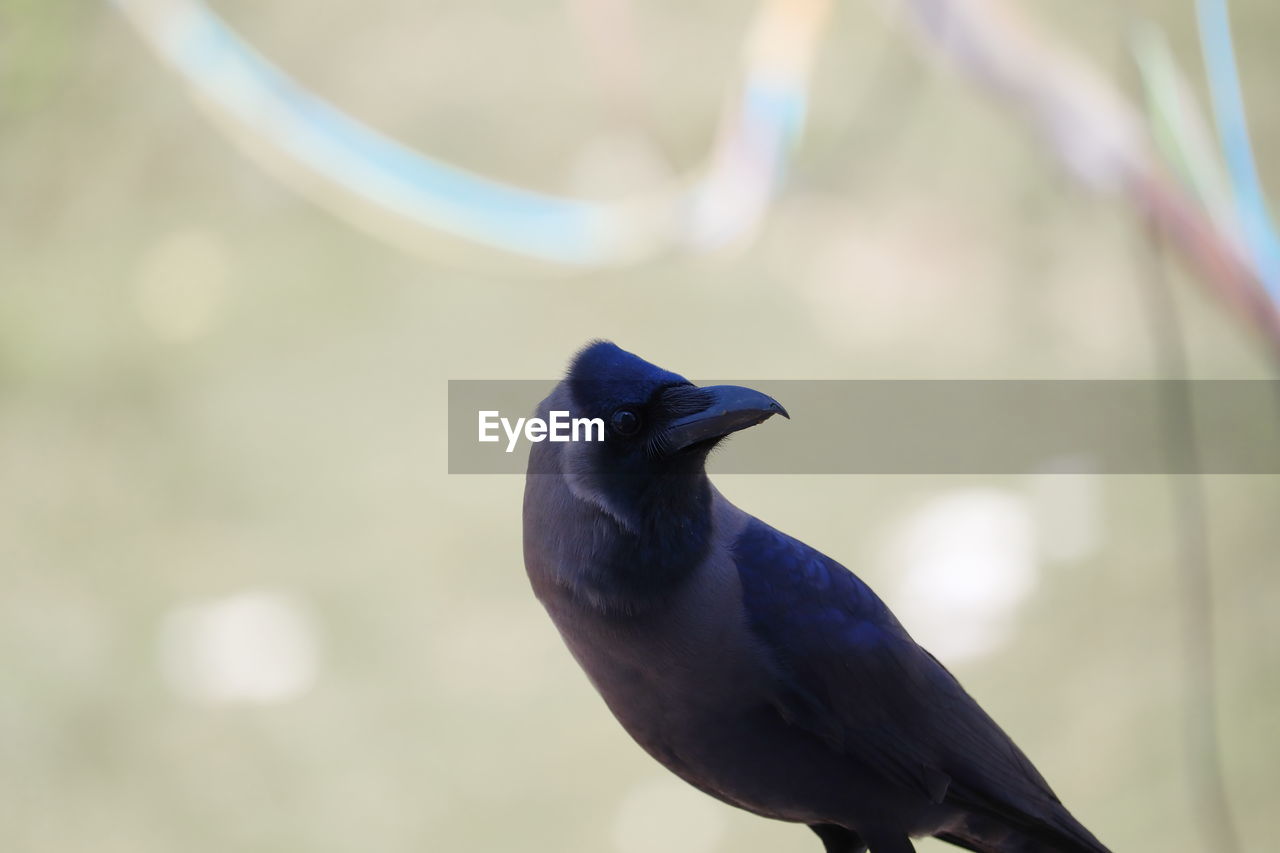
(729, 514, 1110, 853)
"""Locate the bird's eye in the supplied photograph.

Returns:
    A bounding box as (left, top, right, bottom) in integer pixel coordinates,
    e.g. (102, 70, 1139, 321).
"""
(611, 409, 642, 436)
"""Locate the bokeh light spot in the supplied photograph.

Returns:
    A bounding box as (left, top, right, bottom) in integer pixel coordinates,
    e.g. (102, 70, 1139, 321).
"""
(158, 590, 319, 705)
(134, 227, 231, 342)
(884, 488, 1038, 662)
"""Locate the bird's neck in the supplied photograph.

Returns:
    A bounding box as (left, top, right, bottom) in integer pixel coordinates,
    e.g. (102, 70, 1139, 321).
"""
(583, 472, 715, 613)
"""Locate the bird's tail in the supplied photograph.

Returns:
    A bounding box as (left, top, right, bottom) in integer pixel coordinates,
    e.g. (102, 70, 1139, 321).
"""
(934, 806, 1110, 853)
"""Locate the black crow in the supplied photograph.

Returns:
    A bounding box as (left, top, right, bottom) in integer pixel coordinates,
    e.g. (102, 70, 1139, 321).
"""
(523, 341, 1109, 853)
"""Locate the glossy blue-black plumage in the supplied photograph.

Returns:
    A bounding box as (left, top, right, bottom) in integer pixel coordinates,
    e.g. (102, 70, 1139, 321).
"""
(732, 518, 1108, 850)
(567, 340, 690, 422)
(557, 342, 717, 606)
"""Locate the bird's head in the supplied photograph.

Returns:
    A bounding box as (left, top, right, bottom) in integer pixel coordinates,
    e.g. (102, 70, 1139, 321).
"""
(537, 341, 787, 526)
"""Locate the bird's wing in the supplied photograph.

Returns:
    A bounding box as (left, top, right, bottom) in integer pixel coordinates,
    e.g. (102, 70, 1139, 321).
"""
(732, 518, 1106, 851)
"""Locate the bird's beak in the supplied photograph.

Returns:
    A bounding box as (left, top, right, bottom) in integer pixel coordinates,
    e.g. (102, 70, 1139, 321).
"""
(662, 384, 789, 452)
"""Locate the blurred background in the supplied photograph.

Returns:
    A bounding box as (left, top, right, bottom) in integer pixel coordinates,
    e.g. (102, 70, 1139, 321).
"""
(2, 1, 1278, 852)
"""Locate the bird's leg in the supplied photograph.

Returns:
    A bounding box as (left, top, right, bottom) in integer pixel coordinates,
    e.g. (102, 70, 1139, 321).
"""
(864, 835, 915, 853)
(808, 824, 868, 853)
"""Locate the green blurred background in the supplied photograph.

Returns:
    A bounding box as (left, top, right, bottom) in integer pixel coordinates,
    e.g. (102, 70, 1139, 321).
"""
(2, 2, 1278, 852)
